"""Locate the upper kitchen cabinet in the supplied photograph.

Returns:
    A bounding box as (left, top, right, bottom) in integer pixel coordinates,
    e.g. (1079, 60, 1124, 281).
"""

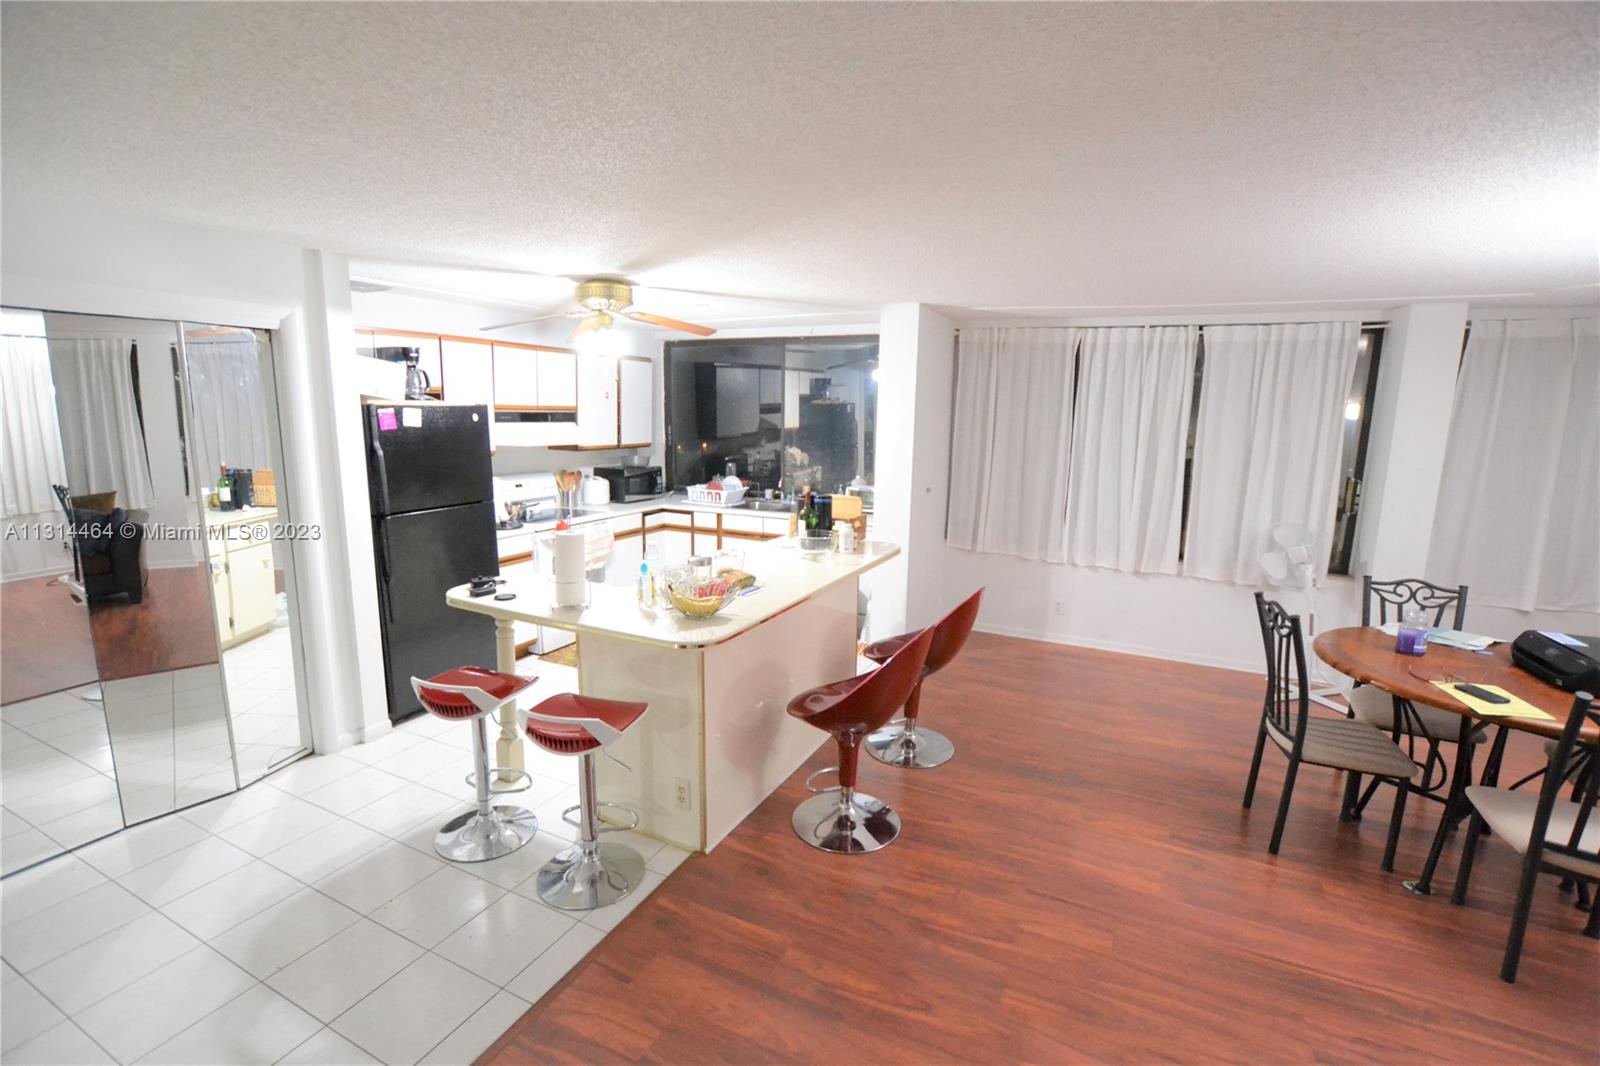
(493, 343, 541, 408)
(573, 355, 618, 447)
(537, 349, 578, 409)
(619, 356, 652, 447)
(440, 338, 494, 409)
(559, 354, 655, 450)
(492, 342, 575, 410)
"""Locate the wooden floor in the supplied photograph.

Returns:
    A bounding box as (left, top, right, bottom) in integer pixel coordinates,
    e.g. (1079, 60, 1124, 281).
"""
(481, 634, 1597, 1064)
(1, 567, 219, 703)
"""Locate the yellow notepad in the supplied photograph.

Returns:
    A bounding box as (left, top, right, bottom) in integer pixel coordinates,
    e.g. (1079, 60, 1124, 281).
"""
(1431, 682, 1554, 721)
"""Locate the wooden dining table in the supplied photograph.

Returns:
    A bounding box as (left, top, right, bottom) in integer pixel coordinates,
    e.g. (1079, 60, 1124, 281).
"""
(1313, 626, 1596, 896)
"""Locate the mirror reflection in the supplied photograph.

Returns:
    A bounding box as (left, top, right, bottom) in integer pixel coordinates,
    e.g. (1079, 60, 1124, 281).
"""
(180, 323, 307, 784)
(43, 313, 235, 823)
(1, 307, 311, 874)
(0, 310, 120, 873)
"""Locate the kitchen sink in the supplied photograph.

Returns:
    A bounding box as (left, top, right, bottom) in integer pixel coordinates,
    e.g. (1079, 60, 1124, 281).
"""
(739, 499, 795, 513)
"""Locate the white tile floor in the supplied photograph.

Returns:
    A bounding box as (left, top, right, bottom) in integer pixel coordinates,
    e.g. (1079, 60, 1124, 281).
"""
(1, 686, 122, 873)
(1, 661, 689, 1065)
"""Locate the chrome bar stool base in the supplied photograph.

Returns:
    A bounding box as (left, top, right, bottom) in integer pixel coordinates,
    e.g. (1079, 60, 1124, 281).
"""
(434, 804, 539, 863)
(535, 841, 645, 910)
(866, 722, 954, 769)
(791, 791, 901, 853)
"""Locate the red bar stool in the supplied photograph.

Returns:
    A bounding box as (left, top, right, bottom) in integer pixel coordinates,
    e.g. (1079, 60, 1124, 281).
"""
(863, 588, 983, 769)
(519, 692, 650, 910)
(787, 627, 935, 853)
(410, 667, 540, 862)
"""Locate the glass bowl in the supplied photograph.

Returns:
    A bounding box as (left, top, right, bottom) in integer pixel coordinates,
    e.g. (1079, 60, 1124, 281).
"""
(797, 534, 832, 557)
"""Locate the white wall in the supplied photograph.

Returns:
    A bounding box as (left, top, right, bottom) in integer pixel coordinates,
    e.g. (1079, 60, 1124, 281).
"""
(2, 202, 379, 753)
(870, 303, 957, 640)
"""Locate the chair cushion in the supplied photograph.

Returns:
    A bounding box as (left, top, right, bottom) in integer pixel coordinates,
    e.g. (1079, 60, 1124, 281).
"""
(418, 665, 532, 720)
(1269, 715, 1419, 780)
(1346, 685, 1474, 742)
(524, 692, 648, 754)
(1464, 785, 1600, 879)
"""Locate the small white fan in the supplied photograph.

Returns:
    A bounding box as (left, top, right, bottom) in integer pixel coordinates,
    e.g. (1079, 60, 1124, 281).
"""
(1260, 522, 1342, 710)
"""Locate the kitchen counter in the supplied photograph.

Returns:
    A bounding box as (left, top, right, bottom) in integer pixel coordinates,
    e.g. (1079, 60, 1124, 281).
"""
(454, 537, 895, 648)
(447, 537, 900, 851)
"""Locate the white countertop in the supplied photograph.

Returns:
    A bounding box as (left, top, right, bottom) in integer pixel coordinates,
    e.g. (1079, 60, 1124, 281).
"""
(449, 537, 898, 648)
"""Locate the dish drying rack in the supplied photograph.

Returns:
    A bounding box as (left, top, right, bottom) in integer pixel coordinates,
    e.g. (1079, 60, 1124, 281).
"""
(686, 483, 748, 507)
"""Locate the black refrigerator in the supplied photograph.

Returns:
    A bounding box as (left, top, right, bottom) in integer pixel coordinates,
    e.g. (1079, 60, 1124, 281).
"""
(364, 402, 498, 722)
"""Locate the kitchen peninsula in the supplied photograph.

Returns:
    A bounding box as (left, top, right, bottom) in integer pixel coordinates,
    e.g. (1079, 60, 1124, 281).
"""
(446, 538, 899, 851)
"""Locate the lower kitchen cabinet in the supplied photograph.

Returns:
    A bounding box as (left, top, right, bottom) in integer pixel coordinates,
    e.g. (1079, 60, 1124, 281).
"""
(208, 533, 276, 649)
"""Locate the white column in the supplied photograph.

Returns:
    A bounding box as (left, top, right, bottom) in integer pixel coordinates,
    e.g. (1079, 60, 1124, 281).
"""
(870, 303, 957, 639)
(1351, 302, 1468, 579)
(298, 250, 392, 747)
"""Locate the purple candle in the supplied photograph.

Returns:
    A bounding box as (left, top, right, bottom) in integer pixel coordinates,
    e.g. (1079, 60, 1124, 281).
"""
(1396, 626, 1428, 656)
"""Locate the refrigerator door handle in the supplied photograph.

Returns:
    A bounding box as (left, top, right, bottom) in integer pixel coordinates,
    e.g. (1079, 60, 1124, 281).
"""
(371, 437, 392, 515)
(376, 522, 396, 622)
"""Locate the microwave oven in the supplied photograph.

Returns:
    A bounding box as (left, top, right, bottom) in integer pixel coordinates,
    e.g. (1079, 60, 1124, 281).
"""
(593, 465, 664, 502)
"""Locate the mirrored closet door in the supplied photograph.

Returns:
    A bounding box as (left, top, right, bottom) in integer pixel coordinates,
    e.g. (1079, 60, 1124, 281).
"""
(179, 322, 310, 785)
(0, 308, 310, 875)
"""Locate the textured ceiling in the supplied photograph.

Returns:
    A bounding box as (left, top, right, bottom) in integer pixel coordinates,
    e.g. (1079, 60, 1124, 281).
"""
(3, 2, 1596, 318)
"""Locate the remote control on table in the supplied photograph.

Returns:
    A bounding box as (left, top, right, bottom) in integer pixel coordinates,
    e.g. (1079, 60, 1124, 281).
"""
(1454, 683, 1509, 704)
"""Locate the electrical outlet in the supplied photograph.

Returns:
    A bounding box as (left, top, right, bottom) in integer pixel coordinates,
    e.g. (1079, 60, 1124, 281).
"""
(674, 777, 692, 810)
(1052, 599, 1065, 617)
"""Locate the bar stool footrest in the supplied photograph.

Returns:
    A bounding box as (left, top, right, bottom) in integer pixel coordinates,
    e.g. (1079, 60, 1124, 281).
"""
(561, 801, 640, 833)
(466, 767, 534, 795)
(805, 766, 842, 794)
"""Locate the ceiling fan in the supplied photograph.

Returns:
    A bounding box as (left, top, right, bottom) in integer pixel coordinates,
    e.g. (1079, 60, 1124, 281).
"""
(481, 278, 717, 341)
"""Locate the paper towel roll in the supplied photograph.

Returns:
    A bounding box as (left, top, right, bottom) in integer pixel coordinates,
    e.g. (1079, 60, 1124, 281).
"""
(552, 530, 588, 606)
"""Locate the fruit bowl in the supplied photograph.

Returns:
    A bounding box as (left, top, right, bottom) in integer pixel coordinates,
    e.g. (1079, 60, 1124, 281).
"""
(661, 568, 740, 617)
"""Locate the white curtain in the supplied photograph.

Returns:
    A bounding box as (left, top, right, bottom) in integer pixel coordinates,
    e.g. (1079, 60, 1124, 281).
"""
(1183, 321, 1358, 584)
(1, 333, 70, 519)
(947, 327, 1081, 562)
(1426, 317, 1599, 612)
(1065, 326, 1198, 574)
(47, 336, 156, 511)
(184, 335, 274, 488)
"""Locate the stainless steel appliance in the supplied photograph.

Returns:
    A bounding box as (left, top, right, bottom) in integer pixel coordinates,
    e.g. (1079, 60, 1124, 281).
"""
(593, 465, 663, 502)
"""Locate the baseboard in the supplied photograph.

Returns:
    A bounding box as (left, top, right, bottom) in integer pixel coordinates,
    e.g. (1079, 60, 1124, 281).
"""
(972, 622, 1262, 675)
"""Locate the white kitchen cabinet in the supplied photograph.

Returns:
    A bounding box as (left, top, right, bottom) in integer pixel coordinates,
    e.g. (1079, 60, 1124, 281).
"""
(500, 557, 541, 652)
(496, 530, 534, 563)
(206, 517, 277, 650)
(492, 344, 541, 408)
(441, 339, 495, 409)
(644, 523, 693, 567)
(229, 543, 277, 636)
(606, 531, 643, 587)
(720, 512, 764, 535)
(210, 560, 233, 644)
(573, 355, 618, 447)
(762, 516, 791, 536)
(618, 357, 653, 447)
(538, 349, 578, 409)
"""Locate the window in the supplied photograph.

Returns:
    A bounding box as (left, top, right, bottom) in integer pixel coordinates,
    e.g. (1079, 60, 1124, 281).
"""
(1173, 324, 1382, 573)
(663, 336, 878, 495)
(1326, 326, 1384, 574)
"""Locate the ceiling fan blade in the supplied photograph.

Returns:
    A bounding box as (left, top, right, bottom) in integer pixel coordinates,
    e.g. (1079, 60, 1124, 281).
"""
(569, 315, 603, 342)
(622, 310, 717, 337)
(481, 310, 582, 332)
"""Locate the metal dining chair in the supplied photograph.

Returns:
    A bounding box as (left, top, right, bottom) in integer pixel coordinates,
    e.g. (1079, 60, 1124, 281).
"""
(1450, 691, 1599, 982)
(1244, 593, 1418, 865)
(1342, 577, 1476, 823)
